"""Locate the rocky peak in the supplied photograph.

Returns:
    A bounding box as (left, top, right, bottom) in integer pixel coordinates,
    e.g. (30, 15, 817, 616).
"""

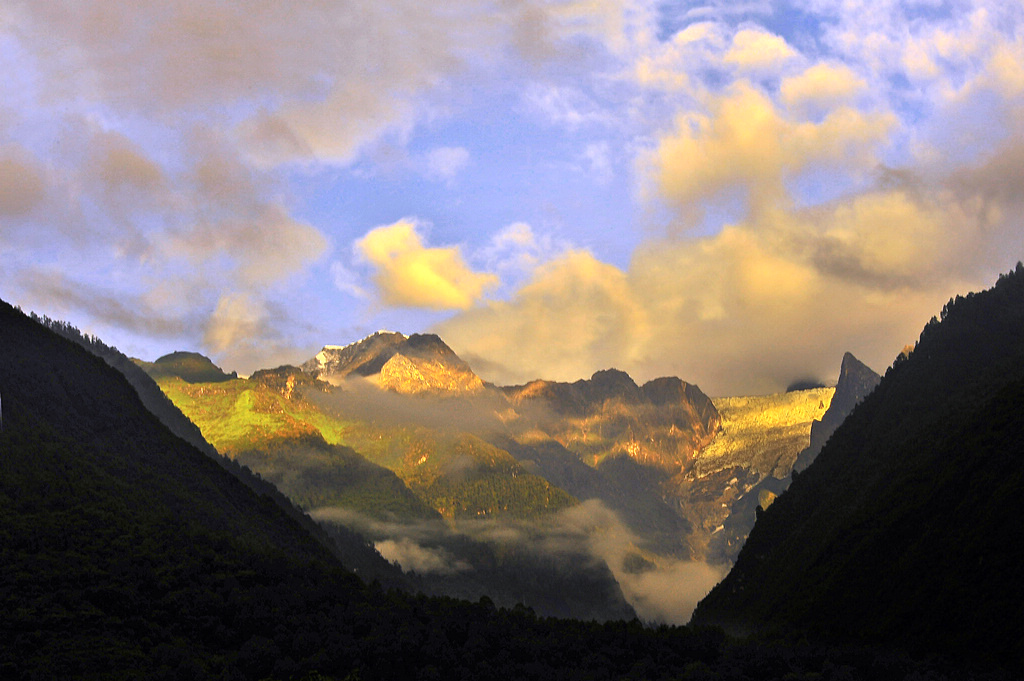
(640, 376, 686, 405)
(584, 369, 641, 404)
(378, 353, 485, 395)
(793, 351, 880, 473)
(302, 331, 484, 396)
(301, 331, 408, 382)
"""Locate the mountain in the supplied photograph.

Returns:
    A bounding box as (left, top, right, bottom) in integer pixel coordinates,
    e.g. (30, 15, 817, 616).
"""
(682, 387, 834, 562)
(705, 354, 878, 564)
(135, 350, 238, 383)
(691, 264, 1024, 673)
(503, 369, 721, 470)
(792, 352, 880, 473)
(144, 329, 836, 618)
(139, 355, 636, 620)
(303, 331, 484, 395)
(0, 298, 382, 675)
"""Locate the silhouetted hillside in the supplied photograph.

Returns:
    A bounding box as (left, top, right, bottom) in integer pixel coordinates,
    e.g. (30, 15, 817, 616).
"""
(35, 315, 403, 582)
(693, 264, 1024, 674)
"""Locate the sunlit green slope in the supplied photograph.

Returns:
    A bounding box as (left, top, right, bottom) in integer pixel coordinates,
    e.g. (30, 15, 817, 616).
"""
(149, 365, 576, 523)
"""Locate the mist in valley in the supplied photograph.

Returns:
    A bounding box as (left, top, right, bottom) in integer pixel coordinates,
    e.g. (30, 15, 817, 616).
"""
(313, 499, 726, 624)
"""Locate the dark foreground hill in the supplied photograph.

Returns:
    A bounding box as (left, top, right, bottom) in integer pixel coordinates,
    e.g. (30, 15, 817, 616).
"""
(693, 264, 1024, 674)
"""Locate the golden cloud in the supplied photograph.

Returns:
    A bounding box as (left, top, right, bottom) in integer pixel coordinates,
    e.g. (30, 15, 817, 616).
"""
(648, 83, 895, 225)
(356, 219, 497, 310)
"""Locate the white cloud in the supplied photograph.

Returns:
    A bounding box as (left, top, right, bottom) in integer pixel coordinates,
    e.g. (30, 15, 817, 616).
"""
(723, 28, 799, 72)
(330, 261, 370, 299)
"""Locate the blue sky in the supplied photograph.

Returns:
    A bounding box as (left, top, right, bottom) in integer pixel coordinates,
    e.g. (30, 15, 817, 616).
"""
(2, 1, 1023, 395)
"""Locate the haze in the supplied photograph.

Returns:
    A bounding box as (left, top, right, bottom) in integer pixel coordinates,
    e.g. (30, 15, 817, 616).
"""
(2, 2, 1022, 395)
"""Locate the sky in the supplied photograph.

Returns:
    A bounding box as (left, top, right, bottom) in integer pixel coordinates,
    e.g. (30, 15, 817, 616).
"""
(1, 1, 1023, 396)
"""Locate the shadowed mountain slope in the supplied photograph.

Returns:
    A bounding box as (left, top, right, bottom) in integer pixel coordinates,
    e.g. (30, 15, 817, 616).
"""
(692, 264, 1024, 673)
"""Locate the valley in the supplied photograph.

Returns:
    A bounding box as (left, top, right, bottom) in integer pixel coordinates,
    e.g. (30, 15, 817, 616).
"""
(136, 331, 859, 622)
(6, 265, 1022, 678)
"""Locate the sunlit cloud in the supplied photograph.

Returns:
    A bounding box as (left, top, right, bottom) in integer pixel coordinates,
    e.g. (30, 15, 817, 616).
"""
(780, 63, 867, 112)
(356, 219, 498, 310)
(647, 82, 895, 226)
(1, 0, 1022, 392)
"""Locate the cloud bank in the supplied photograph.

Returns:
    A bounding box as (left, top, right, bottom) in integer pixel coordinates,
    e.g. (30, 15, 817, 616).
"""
(2, 1, 1022, 392)
(435, 2, 1024, 396)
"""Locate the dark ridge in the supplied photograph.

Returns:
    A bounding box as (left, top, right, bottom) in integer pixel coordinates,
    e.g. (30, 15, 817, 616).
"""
(692, 263, 1024, 675)
(137, 350, 237, 383)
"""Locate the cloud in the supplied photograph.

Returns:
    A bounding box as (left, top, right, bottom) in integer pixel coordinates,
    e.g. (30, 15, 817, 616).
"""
(435, 250, 647, 387)
(0, 149, 46, 216)
(525, 83, 613, 129)
(375, 538, 471, 575)
(781, 62, 867, 112)
(437, 36, 1024, 398)
(2, 0, 631, 369)
(543, 501, 726, 624)
(19, 269, 189, 339)
(356, 219, 498, 310)
(331, 261, 371, 299)
(477, 222, 571, 287)
(203, 293, 267, 354)
(723, 28, 798, 71)
(647, 82, 895, 226)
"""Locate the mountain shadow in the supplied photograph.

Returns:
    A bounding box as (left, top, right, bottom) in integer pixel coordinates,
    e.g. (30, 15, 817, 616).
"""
(692, 263, 1024, 675)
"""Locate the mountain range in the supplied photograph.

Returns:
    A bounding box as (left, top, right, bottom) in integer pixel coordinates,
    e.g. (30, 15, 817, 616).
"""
(128, 316, 871, 622)
(5, 264, 1024, 676)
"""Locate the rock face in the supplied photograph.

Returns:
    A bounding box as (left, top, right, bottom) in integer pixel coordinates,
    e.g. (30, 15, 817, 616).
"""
(792, 352, 880, 473)
(303, 332, 484, 395)
(302, 331, 409, 380)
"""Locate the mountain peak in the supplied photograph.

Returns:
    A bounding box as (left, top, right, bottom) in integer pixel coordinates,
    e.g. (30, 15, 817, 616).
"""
(137, 351, 237, 383)
(303, 331, 483, 395)
(793, 351, 880, 473)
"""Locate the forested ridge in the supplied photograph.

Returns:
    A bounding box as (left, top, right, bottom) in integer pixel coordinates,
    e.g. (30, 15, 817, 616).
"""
(693, 264, 1024, 675)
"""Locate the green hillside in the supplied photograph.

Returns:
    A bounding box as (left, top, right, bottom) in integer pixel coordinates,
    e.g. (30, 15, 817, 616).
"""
(150, 370, 576, 523)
